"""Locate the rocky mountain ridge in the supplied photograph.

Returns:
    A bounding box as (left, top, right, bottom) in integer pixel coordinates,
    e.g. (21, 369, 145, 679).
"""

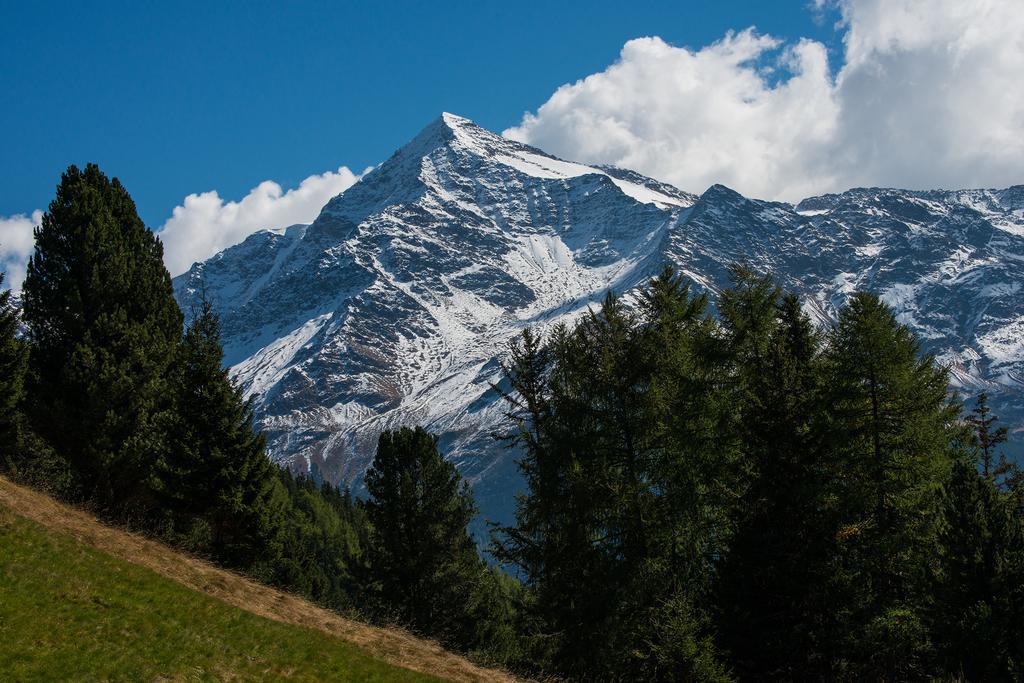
(174, 113, 1024, 528)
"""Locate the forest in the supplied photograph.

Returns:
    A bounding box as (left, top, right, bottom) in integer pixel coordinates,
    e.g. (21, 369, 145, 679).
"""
(2, 163, 1022, 681)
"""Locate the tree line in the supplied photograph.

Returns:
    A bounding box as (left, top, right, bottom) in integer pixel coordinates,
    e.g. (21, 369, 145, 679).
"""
(1, 163, 1022, 680)
(495, 268, 1023, 680)
(0, 164, 516, 663)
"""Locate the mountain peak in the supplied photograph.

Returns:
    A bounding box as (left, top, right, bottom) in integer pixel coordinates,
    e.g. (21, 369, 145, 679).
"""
(439, 111, 473, 128)
(381, 112, 504, 169)
(699, 183, 745, 201)
(175, 115, 1024, 530)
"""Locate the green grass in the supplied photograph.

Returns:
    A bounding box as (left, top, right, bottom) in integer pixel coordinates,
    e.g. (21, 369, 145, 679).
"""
(0, 507, 437, 681)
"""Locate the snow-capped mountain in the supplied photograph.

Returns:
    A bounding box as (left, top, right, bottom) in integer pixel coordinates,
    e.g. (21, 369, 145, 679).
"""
(174, 113, 1024, 528)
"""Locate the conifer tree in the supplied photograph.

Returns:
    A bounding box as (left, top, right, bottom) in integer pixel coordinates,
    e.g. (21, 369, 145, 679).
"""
(539, 292, 657, 675)
(154, 300, 277, 567)
(715, 269, 833, 679)
(823, 292, 959, 678)
(932, 460, 1024, 679)
(269, 467, 369, 612)
(491, 327, 553, 580)
(494, 269, 731, 680)
(970, 393, 1009, 480)
(968, 393, 1022, 506)
(492, 325, 605, 671)
(22, 164, 182, 509)
(364, 427, 484, 647)
(0, 273, 27, 463)
(622, 270, 732, 681)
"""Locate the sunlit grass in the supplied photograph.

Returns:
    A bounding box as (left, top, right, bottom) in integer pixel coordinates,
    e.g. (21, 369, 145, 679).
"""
(0, 506, 436, 681)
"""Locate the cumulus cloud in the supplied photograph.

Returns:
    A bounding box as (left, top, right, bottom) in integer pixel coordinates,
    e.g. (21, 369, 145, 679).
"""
(829, 0, 1024, 191)
(0, 210, 42, 290)
(505, 0, 1024, 201)
(157, 166, 366, 275)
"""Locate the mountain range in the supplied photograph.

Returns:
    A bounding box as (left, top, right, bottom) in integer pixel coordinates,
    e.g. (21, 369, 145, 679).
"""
(173, 113, 1024, 529)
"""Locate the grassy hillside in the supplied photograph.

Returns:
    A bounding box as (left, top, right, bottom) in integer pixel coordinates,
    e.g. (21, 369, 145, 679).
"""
(0, 476, 513, 682)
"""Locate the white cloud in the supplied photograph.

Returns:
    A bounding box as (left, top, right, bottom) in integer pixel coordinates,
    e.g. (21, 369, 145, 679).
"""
(505, 0, 1024, 201)
(829, 0, 1024, 191)
(0, 166, 365, 288)
(0, 210, 42, 290)
(157, 166, 366, 275)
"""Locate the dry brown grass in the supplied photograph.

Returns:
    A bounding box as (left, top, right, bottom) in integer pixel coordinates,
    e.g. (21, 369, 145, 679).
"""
(0, 475, 520, 683)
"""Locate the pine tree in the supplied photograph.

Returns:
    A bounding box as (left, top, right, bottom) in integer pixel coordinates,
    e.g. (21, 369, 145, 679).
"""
(364, 427, 484, 647)
(22, 164, 182, 509)
(154, 300, 277, 567)
(823, 292, 959, 678)
(0, 273, 27, 463)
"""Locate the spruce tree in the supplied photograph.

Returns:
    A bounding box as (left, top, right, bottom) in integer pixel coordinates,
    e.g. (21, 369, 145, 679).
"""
(22, 164, 182, 509)
(492, 325, 603, 671)
(364, 426, 483, 647)
(154, 300, 277, 567)
(0, 273, 27, 464)
(929, 397, 1024, 678)
(619, 271, 732, 682)
(539, 292, 655, 676)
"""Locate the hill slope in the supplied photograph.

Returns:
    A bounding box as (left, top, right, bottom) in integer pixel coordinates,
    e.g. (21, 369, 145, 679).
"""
(0, 476, 515, 682)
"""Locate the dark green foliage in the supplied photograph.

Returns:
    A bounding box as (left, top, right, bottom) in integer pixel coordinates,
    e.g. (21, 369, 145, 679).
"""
(969, 393, 1023, 512)
(821, 292, 960, 678)
(494, 268, 732, 680)
(493, 267, 1018, 680)
(266, 468, 369, 614)
(928, 399, 1024, 680)
(714, 267, 834, 679)
(0, 264, 74, 500)
(971, 393, 1010, 481)
(931, 461, 1024, 680)
(364, 427, 491, 650)
(153, 301, 278, 567)
(462, 565, 524, 666)
(22, 164, 182, 510)
(0, 273, 27, 464)
(1, 428, 74, 498)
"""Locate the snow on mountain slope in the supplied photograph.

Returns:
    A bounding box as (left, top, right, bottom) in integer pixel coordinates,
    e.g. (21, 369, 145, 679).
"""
(174, 114, 1024, 530)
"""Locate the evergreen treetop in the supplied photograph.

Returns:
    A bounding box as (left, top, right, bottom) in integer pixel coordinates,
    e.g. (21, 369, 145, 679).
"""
(155, 299, 276, 567)
(364, 426, 483, 647)
(22, 164, 182, 508)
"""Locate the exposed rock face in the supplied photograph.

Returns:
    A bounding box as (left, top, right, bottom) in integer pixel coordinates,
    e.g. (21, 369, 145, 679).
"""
(174, 114, 1024, 529)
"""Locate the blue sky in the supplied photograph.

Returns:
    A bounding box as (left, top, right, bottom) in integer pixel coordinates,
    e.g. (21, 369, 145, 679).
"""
(3, 0, 1023, 285)
(0, 0, 841, 226)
